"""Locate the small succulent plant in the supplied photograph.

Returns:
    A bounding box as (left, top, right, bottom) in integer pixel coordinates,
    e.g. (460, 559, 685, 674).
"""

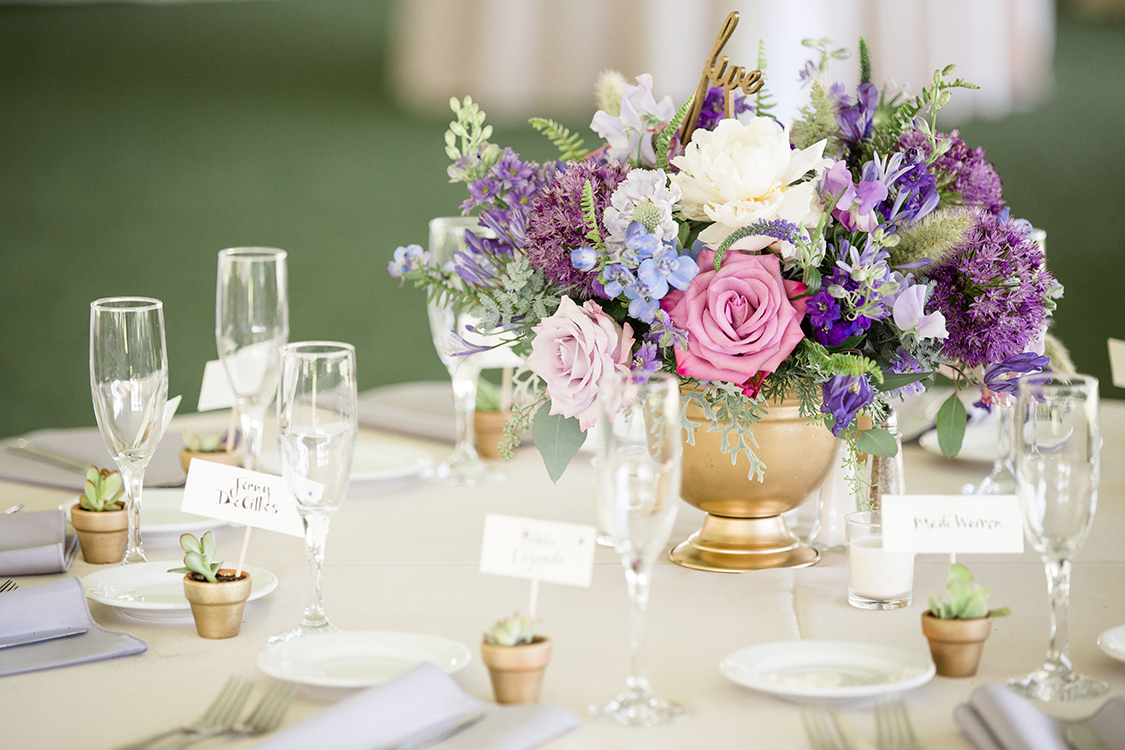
(79, 466, 125, 512)
(929, 564, 1010, 620)
(182, 430, 225, 453)
(485, 614, 538, 646)
(168, 531, 224, 583)
(475, 376, 503, 413)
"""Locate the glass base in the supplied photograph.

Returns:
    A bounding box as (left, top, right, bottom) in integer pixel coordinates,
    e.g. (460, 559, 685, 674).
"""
(1006, 668, 1109, 702)
(848, 591, 911, 610)
(427, 457, 505, 487)
(267, 618, 338, 645)
(123, 548, 147, 564)
(590, 691, 690, 728)
(961, 461, 1015, 496)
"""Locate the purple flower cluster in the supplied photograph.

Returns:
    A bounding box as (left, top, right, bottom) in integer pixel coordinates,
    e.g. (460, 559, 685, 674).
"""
(525, 160, 628, 297)
(898, 130, 1004, 215)
(821, 374, 874, 436)
(888, 347, 927, 398)
(460, 148, 557, 257)
(837, 82, 878, 144)
(880, 148, 939, 226)
(695, 85, 754, 132)
(927, 212, 1053, 367)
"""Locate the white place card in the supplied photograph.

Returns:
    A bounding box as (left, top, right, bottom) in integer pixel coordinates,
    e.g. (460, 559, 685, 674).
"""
(479, 514, 596, 587)
(160, 395, 182, 441)
(1109, 338, 1125, 389)
(182, 460, 306, 537)
(197, 360, 237, 412)
(881, 495, 1024, 554)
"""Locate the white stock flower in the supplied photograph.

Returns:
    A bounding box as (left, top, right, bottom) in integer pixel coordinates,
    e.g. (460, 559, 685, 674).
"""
(603, 169, 682, 246)
(671, 117, 830, 245)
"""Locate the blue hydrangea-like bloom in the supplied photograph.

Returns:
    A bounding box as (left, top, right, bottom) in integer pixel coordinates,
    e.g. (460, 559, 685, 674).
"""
(570, 247, 597, 272)
(387, 244, 429, 279)
(621, 221, 659, 264)
(637, 244, 699, 299)
(821, 374, 875, 436)
(602, 264, 636, 298)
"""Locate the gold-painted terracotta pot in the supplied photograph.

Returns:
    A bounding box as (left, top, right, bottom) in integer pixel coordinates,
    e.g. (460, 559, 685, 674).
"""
(70, 504, 128, 564)
(921, 613, 992, 677)
(480, 637, 551, 704)
(474, 410, 512, 459)
(180, 447, 243, 473)
(182, 570, 253, 639)
(669, 395, 839, 572)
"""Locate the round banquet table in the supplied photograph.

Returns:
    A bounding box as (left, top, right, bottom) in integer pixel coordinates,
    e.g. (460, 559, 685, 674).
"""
(2, 401, 1124, 749)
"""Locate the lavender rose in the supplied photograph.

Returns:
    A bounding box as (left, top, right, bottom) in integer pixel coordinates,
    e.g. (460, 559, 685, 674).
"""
(660, 239, 807, 395)
(526, 296, 635, 430)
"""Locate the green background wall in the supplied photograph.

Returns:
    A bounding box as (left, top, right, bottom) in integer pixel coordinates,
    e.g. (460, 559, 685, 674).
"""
(1, 1, 1122, 439)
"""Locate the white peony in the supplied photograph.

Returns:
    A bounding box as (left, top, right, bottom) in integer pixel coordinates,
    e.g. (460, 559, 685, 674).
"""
(671, 117, 831, 245)
(603, 169, 682, 247)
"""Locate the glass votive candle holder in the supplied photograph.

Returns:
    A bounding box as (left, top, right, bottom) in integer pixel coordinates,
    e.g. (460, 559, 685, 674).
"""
(846, 511, 914, 609)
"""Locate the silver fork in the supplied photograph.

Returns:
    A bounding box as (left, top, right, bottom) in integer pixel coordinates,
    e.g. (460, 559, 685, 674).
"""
(166, 679, 298, 747)
(0, 579, 18, 594)
(801, 706, 854, 750)
(113, 676, 254, 750)
(875, 697, 921, 750)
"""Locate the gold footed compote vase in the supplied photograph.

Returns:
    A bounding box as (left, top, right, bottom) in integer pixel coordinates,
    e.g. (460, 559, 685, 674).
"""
(669, 395, 839, 572)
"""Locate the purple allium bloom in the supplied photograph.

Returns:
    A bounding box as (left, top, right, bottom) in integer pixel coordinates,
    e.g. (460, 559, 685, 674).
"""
(387, 244, 429, 279)
(525, 160, 628, 297)
(889, 346, 927, 398)
(927, 212, 1054, 367)
(898, 130, 1004, 215)
(837, 82, 878, 144)
(821, 374, 874, 436)
(695, 85, 754, 132)
(631, 341, 660, 383)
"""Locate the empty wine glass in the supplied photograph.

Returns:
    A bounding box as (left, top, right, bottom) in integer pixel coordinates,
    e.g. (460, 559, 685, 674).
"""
(591, 372, 689, 727)
(1007, 373, 1108, 701)
(90, 297, 169, 564)
(426, 216, 518, 485)
(269, 342, 357, 644)
(216, 247, 288, 471)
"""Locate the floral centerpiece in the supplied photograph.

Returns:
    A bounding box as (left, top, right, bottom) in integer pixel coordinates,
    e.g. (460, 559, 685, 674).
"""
(389, 30, 1064, 489)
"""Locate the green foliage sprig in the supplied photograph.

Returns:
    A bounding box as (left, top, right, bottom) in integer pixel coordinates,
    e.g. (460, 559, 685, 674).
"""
(528, 118, 589, 162)
(868, 65, 979, 160)
(791, 80, 842, 154)
(79, 466, 125, 512)
(445, 96, 501, 184)
(753, 40, 777, 118)
(655, 94, 695, 171)
(580, 180, 604, 250)
(168, 531, 223, 583)
(800, 340, 884, 384)
(929, 564, 1010, 620)
(683, 382, 768, 481)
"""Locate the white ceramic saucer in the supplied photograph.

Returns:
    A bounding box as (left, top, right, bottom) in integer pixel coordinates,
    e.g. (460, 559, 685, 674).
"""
(1097, 625, 1125, 662)
(261, 440, 433, 482)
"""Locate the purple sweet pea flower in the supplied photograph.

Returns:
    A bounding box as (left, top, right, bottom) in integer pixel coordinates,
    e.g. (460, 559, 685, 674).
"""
(821, 161, 887, 232)
(820, 374, 875, 436)
(837, 82, 879, 144)
(982, 353, 1050, 396)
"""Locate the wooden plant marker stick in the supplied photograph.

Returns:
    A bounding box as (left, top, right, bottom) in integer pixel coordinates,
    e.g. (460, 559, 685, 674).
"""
(225, 406, 238, 452)
(500, 367, 513, 414)
(235, 525, 252, 578)
(528, 578, 540, 620)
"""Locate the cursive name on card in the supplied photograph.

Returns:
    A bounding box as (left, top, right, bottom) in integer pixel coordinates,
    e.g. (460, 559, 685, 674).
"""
(182, 460, 305, 537)
(881, 495, 1024, 554)
(479, 514, 596, 587)
(196, 360, 237, 412)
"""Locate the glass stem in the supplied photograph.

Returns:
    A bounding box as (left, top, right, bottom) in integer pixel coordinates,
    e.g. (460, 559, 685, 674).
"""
(302, 514, 331, 628)
(238, 402, 268, 471)
(121, 467, 146, 564)
(449, 361, 481, 460)
(624, 560, 652, 698)
(1044, 557, 1074, 675)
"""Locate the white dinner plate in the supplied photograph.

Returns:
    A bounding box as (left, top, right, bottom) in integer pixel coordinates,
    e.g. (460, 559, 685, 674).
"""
(919, 424, 1000, 464)
(1097, 625, 1125, 662)
(66, 488, 226, 539)
(720, 640, 935, 702)
(260, 441, 433, 483)
(82, 562, 277, 622)
(257, 631, 471, 688)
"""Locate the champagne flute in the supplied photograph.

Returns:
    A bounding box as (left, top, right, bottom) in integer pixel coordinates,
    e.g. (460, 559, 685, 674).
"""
(216, 247, 288, 470)
(426, 216, 517, 485)
(1007, 373, 1108, 701)
(591, 372, 689, 727)
(90, 297, 168, 564)
(269, 342, 357, 643)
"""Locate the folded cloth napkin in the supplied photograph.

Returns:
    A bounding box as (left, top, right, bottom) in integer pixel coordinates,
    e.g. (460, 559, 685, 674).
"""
(956, 684, 1125, 750)
(357, 382, 457, 443)
(0, 509, 78, 576)
(0, 577, 147, 678)
(0, 427, 186, 490)
(256, 663, 580, 750)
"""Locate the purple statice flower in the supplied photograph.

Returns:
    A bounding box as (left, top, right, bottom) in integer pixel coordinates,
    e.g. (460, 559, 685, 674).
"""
(888, 346, 927, 398)
(821, 160, 887, 232)
(898, 130, 1004, 215)
(695, 85, 754, 132)
(927, 211, 1054, 367)
(821, 374, 874, 436)
(637, 242, 698, 299)
(525, 160, 628, 297)
(739, 218, 804, 248)
(837, 82, 878, 144)
(387, 244, 429, 279)
(631, 341, 660, 383)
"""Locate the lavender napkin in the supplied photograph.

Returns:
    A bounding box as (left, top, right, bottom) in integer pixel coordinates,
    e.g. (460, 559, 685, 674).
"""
(0, 427, 186, 490)
(0, 577, 147, 678)
(955, 684, 1125, 750)
(255, 663, 579, 750)
(0, 509, 77, 576)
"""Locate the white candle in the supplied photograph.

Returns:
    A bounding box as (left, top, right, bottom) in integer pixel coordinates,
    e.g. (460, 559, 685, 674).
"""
(847, 534, 914, 599)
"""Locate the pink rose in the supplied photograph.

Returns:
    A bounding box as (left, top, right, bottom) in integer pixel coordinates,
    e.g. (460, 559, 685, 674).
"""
(527, 296, 635, 430)
(661, 241, 807, 393)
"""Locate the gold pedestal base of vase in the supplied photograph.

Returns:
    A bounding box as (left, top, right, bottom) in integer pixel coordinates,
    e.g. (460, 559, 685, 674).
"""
(669, 514, 819, 572)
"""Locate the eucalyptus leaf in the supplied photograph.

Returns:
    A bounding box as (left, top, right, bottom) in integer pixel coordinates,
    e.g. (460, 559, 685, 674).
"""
(531, 404, 585, 484)
(935, 392, 967, 458)
(856, 427, 898, 457)
(875, 371, 934, 392)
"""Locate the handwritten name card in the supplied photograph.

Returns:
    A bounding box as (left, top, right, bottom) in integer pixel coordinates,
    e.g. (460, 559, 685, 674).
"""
(182, 460, 305, 537)
(1109, 338, 1125, 389)
(479, 514, 596, 587)
(881, 495, 1024, 554)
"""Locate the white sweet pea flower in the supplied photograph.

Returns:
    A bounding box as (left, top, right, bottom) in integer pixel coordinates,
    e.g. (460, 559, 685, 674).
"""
(590, 74, 675, 167)
(892, 283, 949, 340)
(671, 117, 830, 245)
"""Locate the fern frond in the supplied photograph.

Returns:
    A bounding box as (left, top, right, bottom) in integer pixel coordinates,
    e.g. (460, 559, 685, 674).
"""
(580, 180, 603, 248)
(655, 94, 694, 170)
(754, 40, 778, 117)
(801, 340, 883, 383)
(528, 118, 590, 161)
